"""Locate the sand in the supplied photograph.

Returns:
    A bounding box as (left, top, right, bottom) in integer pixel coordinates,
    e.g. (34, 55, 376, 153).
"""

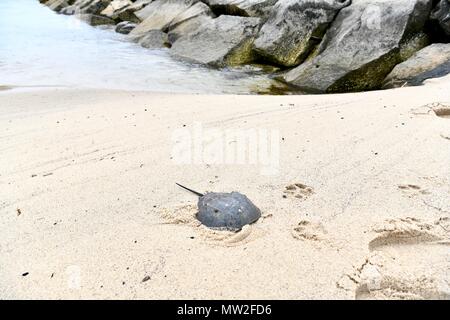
(0, 77, 449, 299)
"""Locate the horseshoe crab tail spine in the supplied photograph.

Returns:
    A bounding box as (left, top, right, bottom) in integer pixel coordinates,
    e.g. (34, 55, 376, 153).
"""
(175, 183, 204, 197)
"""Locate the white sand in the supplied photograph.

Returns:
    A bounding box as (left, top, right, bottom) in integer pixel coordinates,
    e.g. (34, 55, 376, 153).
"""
(0, 78, 449, 299)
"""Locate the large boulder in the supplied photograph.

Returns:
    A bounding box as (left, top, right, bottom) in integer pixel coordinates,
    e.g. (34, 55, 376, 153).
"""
(383, 43, 450, 88)
(115, 21, 137, 34)
(83, 0, 112, 14)
(430, 0, 450, 36)
(202, 0, 278, 18)
(283, 0, 433, 93)
(77, 13, 116, 25)
(129, 0, 199, 38)
(168, 14, 213, 43)
(171, 15, 260, 66)
(116, 0, 153, 23)
(253, 0, 351, 67)
(44, 0, 75, 12)
(100, 0, 132, 19)
(138, 30, 171, 48)
(60, 0, 112, 15)
(168, 2, 215, 30)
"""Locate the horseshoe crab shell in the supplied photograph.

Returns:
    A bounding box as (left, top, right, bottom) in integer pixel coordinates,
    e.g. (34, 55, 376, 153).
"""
(197, 192, 261, 230)
(176, 183, 261, 230)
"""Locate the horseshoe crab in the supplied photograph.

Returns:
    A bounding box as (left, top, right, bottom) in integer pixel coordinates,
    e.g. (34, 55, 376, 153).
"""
(176, 183, 261, 231)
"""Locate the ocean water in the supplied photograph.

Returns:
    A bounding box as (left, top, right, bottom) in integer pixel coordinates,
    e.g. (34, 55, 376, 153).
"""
(0, 0, 276, 94)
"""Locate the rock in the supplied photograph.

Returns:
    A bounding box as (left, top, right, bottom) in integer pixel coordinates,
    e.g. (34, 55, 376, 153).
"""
(100, 0, 132, 20)
(77, 13, 116, 26)
(398, 32, 430, 61)
(60, 0, 112, 15)
(80, 0, 112, 14)
(130, 0, 199, 38)
(138, 30, 171, 48)
(168, 15, 213, 43)
(253, 0, 351, 67)
(115, 21, 137, 34)
(284, 0, 433, 93)
(171, 15, 260, 66)
(383, 43, 450, 88)
(44, 0, 75, 12)
(116, 0, 153, 23)
(166, 2, 215, 43)
(168, 2, 215, 31)
(60, 3, 77, 14)
(430, 0, 450, 37)
(203, 0, 278, 18)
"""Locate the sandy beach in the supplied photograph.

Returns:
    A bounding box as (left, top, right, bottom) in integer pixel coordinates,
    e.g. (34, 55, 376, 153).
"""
(0, 76, 449, 299)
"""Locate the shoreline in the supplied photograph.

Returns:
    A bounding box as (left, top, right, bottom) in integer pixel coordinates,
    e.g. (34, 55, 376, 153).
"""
(1, 78, 449, 299)
(37, 0, 450, 94)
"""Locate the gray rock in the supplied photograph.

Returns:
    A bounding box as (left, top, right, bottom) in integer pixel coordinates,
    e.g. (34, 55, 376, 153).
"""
(383, 43, 450, 88)
(165, 3, 215, 44)
(44, 0, 75, 12)
(60, 0, 112, 15)
(398, 32, 430, 61)
(138, 30, 171, 48)
(115, 21, 137, 34)
(77, 13, 116, 25)
(430, 0, 450, 36)
(284, 0, 433, 93)
(116, 0, 153, 23)
(171, 15, 261, 66)
(168, 2, 215, 31)
(203, 0, 278, 18)
(79, 0, 112, 14)
(60, 3, 77, 14)
(100, 0, 132, 19)
(254, 0, 351, 67)
(130, 0, 199, 38)
(168, 14, 213, 43)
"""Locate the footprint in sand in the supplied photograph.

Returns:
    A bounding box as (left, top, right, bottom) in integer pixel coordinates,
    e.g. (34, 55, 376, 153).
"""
(291, 220, 327, 242)
(411, 102, 450, 118)
(368, 217, 448, 251)
(411, 103, 450, 140)
(159, 205, 265, 247)
(432, 103, 450, 119)
(283, 183, 314, 200)
(397, 184, 430, 197)
(338, 217, 450, 299)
